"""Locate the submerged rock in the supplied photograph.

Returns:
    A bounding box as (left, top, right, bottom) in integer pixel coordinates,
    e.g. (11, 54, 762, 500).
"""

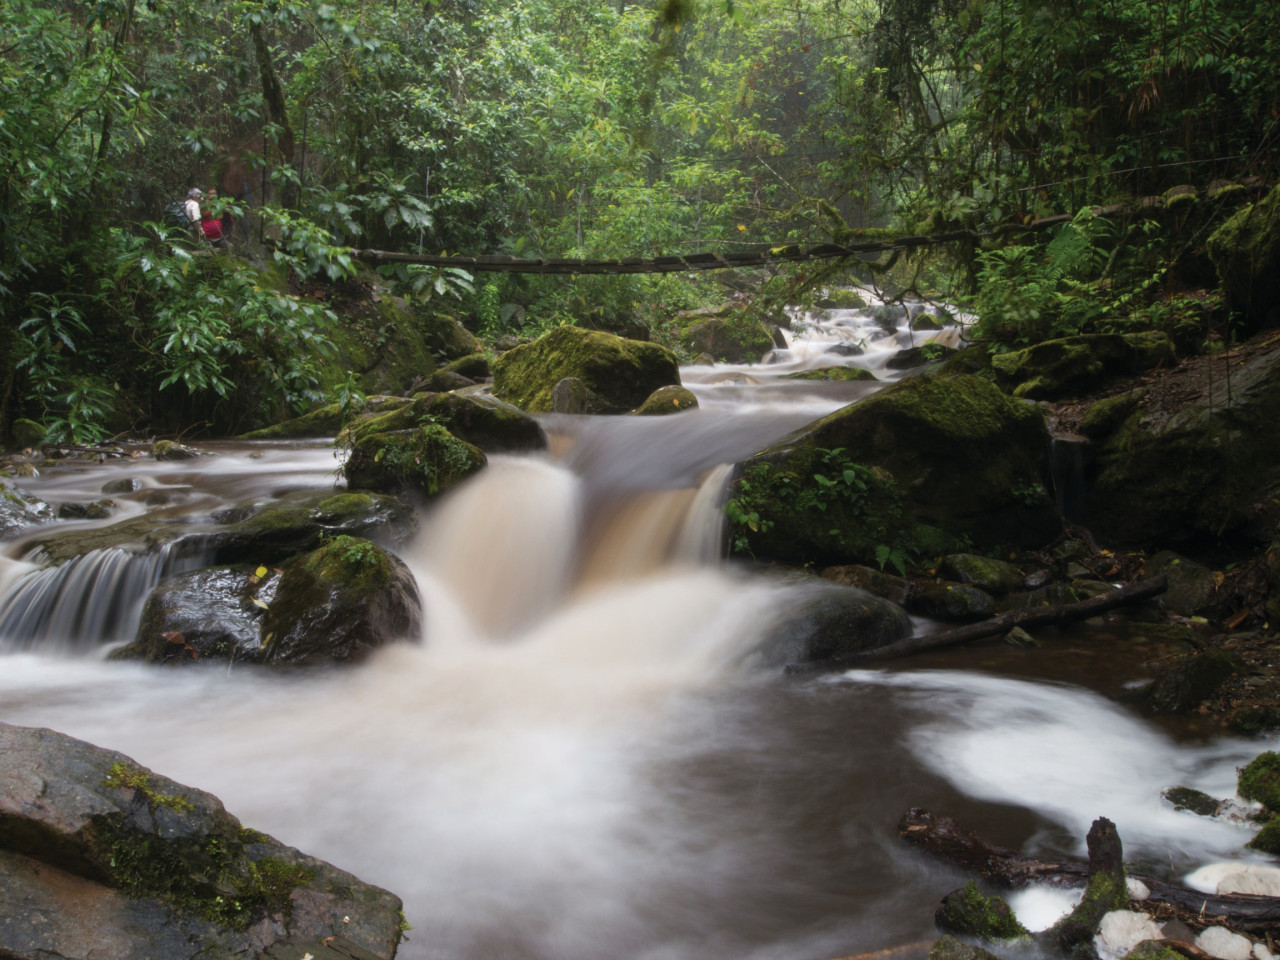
(151, 439, 200, 461)
(0, 722, 404, 959)
(492, 325, 681, 414)
(633, 384, 698, 416)
(754, 580, 911, 666)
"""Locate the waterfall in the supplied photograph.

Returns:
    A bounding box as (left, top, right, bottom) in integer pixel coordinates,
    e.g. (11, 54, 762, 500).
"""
(0, 540, 210, 652)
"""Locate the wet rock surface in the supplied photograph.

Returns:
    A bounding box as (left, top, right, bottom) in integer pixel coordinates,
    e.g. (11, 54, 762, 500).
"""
(0, 722, 404, 960)
(755, 579, 912, 666)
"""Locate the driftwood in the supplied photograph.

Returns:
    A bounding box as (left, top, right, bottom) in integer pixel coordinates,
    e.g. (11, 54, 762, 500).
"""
(788, 574, 1168, 675)
(898, 809, 1280, 934)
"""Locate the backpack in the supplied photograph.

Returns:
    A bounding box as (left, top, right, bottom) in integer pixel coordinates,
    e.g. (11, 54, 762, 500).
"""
(164, 201, 189, 232)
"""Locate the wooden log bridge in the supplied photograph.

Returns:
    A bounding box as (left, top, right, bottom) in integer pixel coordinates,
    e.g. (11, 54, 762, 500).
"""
(347, 225, 1027, 276)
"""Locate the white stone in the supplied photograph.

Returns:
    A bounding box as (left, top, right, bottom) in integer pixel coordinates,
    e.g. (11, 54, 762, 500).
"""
(1197, 926, 1254, 960)
(1125, 877, 1150, 900)
(1253, 943, 1275, 960)
(1095, 910, 1162, 960)
(1185, 862, 1280, 897)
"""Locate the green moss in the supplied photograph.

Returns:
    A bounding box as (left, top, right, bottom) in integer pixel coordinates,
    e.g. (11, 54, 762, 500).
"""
(936, 882, 1029, 941)
(815, 290, 867, 310)
(304, 535, 391, 591)
(1248, 816, 1280, 854)
(1162, 786, 1222, 817)
(1080, 389, 1145, 439)
(634, 385, 698, 415)
(102, 761, 194, 814)
(785, 367, 878, 382)
(492, 325, 680, 413)
(94, 815, 312, 930)
(1239, 751, 1280, 812)
(345, 424, 485, 497)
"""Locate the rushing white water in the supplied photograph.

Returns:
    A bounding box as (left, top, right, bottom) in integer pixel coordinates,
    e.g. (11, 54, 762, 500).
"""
(0, 294, 1272, 960)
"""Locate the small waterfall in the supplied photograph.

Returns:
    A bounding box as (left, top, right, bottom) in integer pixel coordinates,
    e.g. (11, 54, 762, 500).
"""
(0, 540, 210, 652)
(1048, 433, 1091, 525)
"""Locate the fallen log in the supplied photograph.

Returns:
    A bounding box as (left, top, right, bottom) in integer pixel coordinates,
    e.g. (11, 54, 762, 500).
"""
(898, 809, 1280, 934)
(788, 574, 1167, 675)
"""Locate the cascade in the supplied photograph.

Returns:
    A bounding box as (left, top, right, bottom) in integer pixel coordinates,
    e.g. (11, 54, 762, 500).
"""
(0, 294, 1263, 960)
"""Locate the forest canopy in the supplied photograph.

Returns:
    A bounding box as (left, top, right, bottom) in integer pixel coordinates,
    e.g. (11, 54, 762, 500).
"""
(1, 0, 1277, 442)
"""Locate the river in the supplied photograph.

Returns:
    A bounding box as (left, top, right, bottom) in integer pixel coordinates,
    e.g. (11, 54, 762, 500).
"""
(0, 300, 1266, 960)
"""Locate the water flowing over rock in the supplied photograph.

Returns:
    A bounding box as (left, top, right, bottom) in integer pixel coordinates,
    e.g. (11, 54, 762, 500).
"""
(0, 475, 53, 540)
(492, 325, 681, 414)
(0, 722, 404, 960)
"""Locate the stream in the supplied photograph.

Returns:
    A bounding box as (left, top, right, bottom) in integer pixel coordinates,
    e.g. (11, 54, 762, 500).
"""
(0, 298, 1268, 960)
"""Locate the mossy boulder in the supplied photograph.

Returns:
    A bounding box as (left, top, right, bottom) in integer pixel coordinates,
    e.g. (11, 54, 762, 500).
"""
(424, 312, 483, 360)
(116, 537, 421, 666)
(935, 882, 1029, 941)
(492, 325, 681, 414)
(11, 418, 44, 449)
(1142, 649, 1240, 714)
(151, 439, 200, 461)
(732, 374, 1059, 566)
(1080, 389, 1146, 439)
(1238, 751, 1280, 812)
(1207, 182, 1280, 335)
(1161, 786, 1223, 817)
(209, 490, 418, 564)
(344, 392, 546, 454)
(1248, 817, 1280, 854)
(1142, 551, 1217, 616)
(240, 395, 411, 440)
(1086, 335, 1280, 544)
(911, 313, 945, 331)
(939, 554, 1025, 595)
(0, 722, 404, 958)
(633, 384, 698, 416)
(785, 366, 878, 382)
(439, 352, 490, 380)
(908, 581, 997, 620)
(670, 303, 778, 363)
(344, 422, 485, 498)
(886, 344, 958, 370)
(815, 289, 867, 310)
(819, 564, 910, 603)
(754, 580, 911, 666)
(990, 333, 1174, 399)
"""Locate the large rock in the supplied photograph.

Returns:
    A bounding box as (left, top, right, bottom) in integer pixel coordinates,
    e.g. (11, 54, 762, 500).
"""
(990, 332, 1175, 399)
(0, 475, 53, 540)
(732, 374, 1059, 566)
(0, 722, 404, 959)
(338, 392, 546, 456)
(754, 580, 911, 666)
(1085, 334, 1280, 544)
(113, 536, 422, 666)
(343, 423, 486, 498)
(670, 304, 776, 363)
(240, 395, 412, 440)
(1207, 183, 1280, 335)
(492, 325, 681, 414)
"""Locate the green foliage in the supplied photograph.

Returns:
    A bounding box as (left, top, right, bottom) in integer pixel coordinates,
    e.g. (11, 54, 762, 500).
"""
(1239, 752, 1280, 813)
